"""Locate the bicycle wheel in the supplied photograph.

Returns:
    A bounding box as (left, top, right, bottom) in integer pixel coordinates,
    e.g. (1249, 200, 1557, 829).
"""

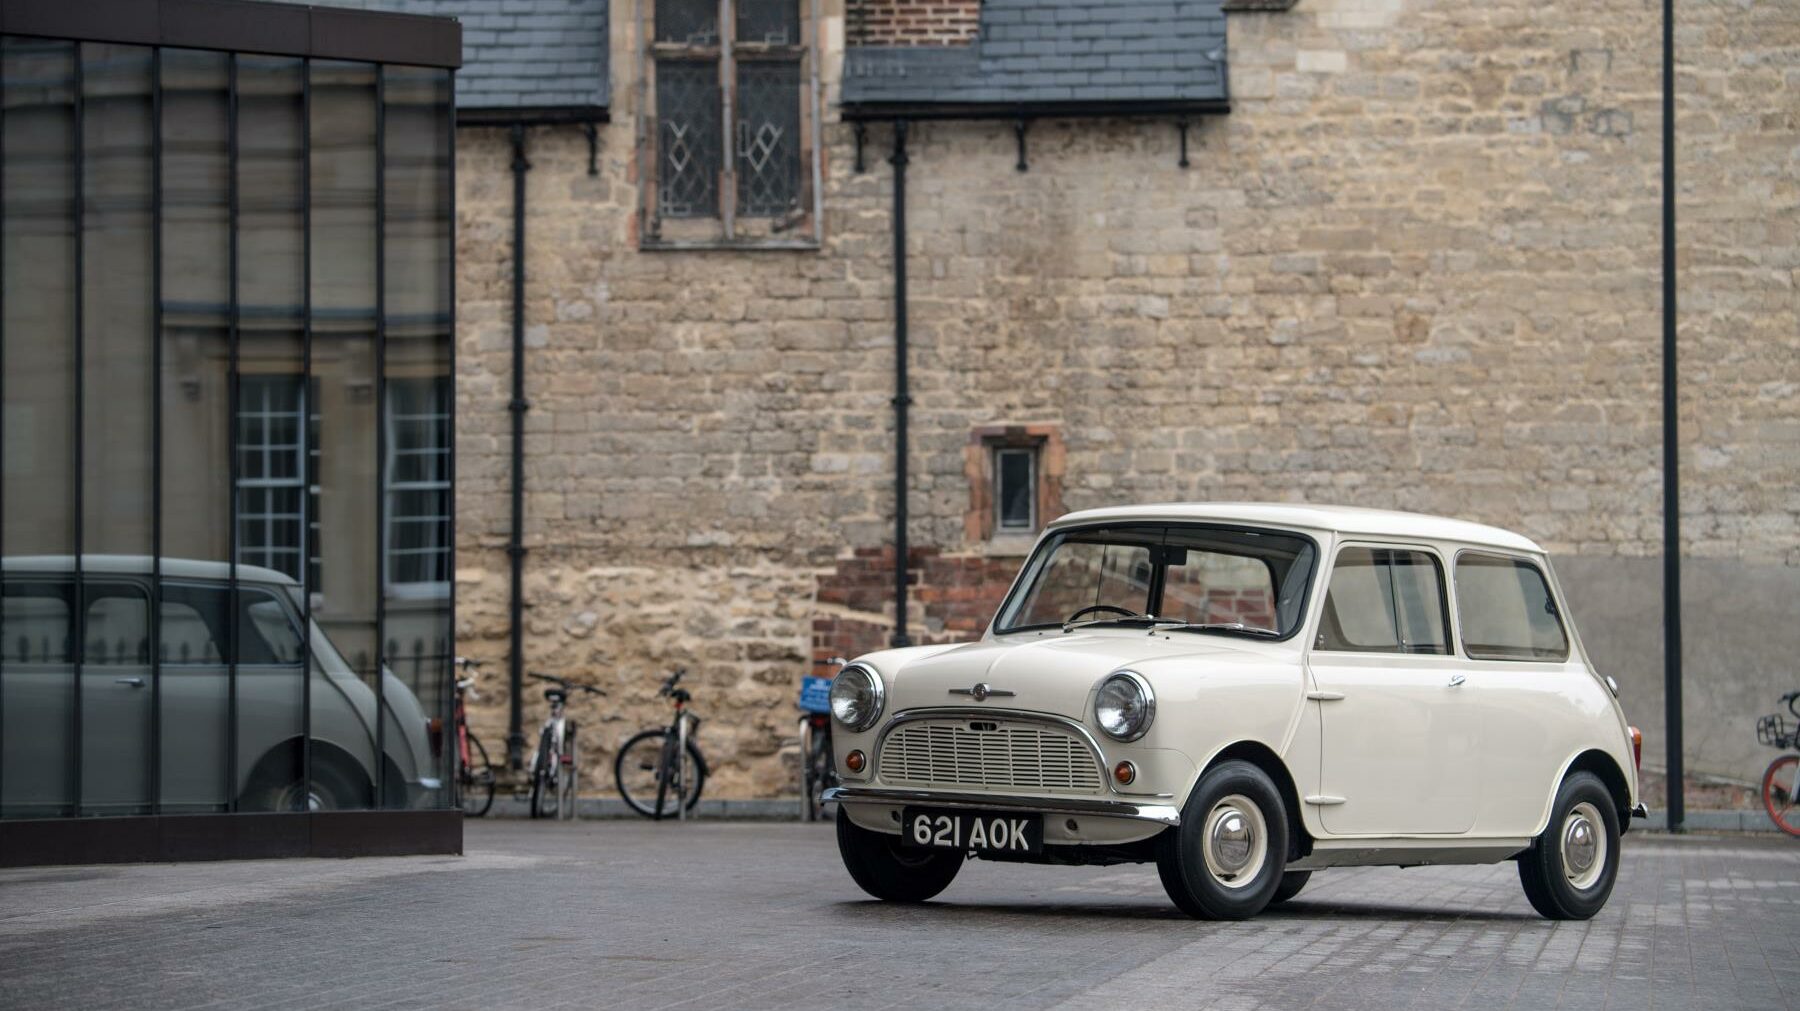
(529, 727, 560, 819)
(460, 733, 497, 818)
(809, 727, 835, 821)
(614, 729, 708, 819)
(1762, 754, 1800, 837)
(798, 718, 816, 822)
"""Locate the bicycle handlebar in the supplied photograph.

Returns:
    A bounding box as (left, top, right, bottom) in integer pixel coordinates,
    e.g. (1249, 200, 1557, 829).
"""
(657, 667, 688, 696)
(529, 671, 606, 695)
(455, 656, 484, 669)
(1784, 690, 1800, 719)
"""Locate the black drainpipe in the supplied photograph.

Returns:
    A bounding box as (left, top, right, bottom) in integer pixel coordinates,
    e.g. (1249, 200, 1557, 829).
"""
(888, 120, 912, 648)
(506, 123, 531, 769)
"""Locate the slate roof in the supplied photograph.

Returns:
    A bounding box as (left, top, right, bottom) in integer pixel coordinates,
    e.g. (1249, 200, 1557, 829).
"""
(841, 0, 1228, 114)
(306, 0, 609, 112)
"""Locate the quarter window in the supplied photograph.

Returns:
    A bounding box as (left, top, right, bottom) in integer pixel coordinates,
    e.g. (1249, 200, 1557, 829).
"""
(1454, 553, 1570, 661)
(1317, 547, 1451, 655)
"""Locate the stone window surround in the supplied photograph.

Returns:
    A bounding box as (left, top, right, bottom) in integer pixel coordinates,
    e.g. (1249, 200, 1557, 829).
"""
(964, 423, 1065, 552)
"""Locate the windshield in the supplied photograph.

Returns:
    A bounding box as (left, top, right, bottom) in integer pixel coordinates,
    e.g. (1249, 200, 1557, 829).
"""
(995, 523, 1319, 639)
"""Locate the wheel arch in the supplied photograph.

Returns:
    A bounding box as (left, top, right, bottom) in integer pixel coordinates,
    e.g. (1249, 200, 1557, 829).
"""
(239, 736, 375, 808)
(1548, 749, 1633, 834)
(1197, 740, 1312, 860)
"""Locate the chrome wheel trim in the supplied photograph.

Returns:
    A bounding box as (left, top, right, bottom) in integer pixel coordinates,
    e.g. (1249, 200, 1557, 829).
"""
(1201, 793, 1268, 890)
(1560, 801, 1607, 891)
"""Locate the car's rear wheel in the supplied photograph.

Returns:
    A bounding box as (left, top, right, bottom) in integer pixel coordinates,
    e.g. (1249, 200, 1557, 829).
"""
(836, 809, 963, 903)
(1156, 760, 1289, 920)
(1269, 870, 1312, 905)
(1518, 771, 1620, 920)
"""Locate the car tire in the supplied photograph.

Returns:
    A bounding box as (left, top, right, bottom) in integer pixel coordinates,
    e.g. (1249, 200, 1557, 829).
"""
(1269, 870, 1311, 906)
(246, 751, 371, 812)
(835, 808, 963, 903)
(1156, 759, 1289, 920)
(1517, 770, 1620, 920)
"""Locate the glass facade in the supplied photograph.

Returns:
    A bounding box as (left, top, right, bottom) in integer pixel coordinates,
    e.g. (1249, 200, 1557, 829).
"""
(0, 38, 455, 819)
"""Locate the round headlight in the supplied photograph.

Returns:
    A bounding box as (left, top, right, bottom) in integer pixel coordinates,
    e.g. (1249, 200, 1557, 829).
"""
(829, 664, 884, 731)
(1095, 671, 1154, 742)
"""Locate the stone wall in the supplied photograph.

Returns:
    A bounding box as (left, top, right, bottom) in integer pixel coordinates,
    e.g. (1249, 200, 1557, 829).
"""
(453, 0, 1800, 801)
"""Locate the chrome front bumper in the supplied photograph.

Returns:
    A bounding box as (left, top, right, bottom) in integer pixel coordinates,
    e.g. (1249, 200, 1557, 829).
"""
(822, 785, 1181, 827)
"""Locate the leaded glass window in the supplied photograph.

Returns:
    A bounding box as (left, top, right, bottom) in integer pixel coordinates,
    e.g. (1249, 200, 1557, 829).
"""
(644, 0, 814, 243)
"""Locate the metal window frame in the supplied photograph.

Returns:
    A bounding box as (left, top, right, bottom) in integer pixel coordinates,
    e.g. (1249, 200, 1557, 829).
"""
(382, 376, 452, 597)
(235, 376, 310, 581)
(993, 446, 1038, 533)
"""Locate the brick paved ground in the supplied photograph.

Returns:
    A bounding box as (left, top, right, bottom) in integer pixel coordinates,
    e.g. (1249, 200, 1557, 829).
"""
(2, 820, 1797, 1009)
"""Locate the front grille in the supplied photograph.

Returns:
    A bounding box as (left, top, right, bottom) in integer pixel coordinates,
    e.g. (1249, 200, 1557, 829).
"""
(878, 719, 1104, 793)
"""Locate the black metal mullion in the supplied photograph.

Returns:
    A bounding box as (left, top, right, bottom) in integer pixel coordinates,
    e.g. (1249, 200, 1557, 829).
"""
(0, 37, 8, 817)
(442, 66, 457, 805)
(226, 52, 240, 813)
(300, 57, 313, 813)
(150, 46, 164, 816)
(373, 64, 387, 808)
(72, 43, 86, 818)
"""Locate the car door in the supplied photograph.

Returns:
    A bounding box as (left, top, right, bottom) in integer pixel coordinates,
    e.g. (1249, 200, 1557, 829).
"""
(79, 579, 154, 814)
(1307, 544, 1480, 835)
(1450, 550, 1591, 835)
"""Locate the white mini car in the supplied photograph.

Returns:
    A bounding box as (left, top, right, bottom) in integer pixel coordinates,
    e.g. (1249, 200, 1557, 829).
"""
(824, 504, 1645, 920)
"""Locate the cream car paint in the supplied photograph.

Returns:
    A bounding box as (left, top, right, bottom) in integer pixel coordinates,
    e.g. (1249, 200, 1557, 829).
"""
(831, 503, 1640, 868)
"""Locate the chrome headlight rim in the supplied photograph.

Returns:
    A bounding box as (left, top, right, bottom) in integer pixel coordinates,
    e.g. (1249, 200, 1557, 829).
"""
(1095, 669, 1155, 743)
(829, 662, 885, 732)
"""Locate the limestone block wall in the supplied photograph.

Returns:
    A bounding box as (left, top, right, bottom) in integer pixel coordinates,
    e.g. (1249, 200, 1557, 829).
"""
(451, 0, 1799, 800)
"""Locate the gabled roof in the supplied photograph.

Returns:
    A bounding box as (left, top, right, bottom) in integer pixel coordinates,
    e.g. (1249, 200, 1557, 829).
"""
(841, 0, 1228, 118)
(310, 0, 609, 115)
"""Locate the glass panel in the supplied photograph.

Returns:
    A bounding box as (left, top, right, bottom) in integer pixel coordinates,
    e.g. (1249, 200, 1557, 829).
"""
(656, 0, 720, 45)
(157, 48, 233, 812)
(657, 60, 721, 219)
(381, 65, 453, 809)
(1160, 551, 1278, 632)
(735, 60, 800, 218)
(1318, 548, 1450, 655)
(81, 43, 156, 815)
(737, 0, 800, 45)
(236, 53, 306, 809)
(1011, 541, 1154, 628)
(2, 37, 79, 819)
(1455, 553, 1570, 661)
(995, 448, 1033, 531)
(310, 60, 379, 808)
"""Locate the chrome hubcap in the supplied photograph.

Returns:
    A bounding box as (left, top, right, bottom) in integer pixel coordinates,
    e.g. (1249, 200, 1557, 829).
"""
(1201, 794, 1267, 889)
(1560, 801, 1606, 891)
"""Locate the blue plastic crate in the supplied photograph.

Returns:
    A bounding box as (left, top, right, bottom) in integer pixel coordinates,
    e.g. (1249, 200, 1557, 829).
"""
(798, 675, 834, 714)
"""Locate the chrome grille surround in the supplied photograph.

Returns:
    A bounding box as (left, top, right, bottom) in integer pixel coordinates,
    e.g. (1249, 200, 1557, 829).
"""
(874, 710, 1106, 794)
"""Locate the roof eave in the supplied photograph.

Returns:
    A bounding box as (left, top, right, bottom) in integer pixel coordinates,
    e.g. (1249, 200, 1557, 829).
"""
(838, 97, 1230, 123)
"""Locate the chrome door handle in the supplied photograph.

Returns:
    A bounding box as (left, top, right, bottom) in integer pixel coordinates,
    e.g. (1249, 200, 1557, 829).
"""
(115, 677, 146, 688)
(1447, 674, 1466, 689)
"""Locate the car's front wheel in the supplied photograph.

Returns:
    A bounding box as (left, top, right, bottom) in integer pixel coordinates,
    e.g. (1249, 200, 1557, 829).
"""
(1518, 770, 1620, 920)
(1156, 759, 1290, 920)
(836, 809, 963, 902)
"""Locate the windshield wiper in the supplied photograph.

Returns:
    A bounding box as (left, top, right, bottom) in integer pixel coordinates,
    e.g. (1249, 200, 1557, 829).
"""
(1162, 621, 1282, 638)
(1062, 614, 1189, 633)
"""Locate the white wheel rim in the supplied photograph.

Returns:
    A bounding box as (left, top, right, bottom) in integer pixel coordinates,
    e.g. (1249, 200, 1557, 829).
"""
(1201, 793, 1268, 890)
(1561, 801, 1607, 891)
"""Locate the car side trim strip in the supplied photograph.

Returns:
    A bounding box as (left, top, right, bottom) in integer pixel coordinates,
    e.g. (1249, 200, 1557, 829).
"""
(822, 785, 1181, 826)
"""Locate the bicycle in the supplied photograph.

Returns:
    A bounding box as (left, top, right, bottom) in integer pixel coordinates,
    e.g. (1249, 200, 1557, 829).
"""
(453, 657, 498, 818)
(798, 657, 846, 822)
(1758, 690, 1800, 836)
(527, 671, 605, 821)
(613, 668, 709, 820)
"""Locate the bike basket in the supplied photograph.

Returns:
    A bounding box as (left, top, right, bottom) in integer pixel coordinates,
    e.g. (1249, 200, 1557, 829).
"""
(799, 675, 834, 715)
(1758, 713, 1795, 749)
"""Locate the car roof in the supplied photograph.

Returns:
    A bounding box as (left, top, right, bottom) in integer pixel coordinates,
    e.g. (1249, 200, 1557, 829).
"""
(1046, 502, 1544, 553)
(0, 555, 300, 586)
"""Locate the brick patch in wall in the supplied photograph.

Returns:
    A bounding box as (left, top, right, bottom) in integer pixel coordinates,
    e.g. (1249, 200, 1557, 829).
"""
(848, 0, 981, 47)
(813, 545, 1022, 662)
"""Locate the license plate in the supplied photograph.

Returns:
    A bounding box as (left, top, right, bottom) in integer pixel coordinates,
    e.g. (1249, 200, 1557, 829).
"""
(901, 807, 1043, 855)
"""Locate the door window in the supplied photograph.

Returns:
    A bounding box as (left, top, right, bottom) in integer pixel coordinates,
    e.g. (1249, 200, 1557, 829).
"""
(1316, 547, 1451, 654)
(1454, 553, 1570, 661)
(159, 583, 303, 666)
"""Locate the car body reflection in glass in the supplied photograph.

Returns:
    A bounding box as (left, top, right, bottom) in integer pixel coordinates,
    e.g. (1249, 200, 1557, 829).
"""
(0, 555, 439, 816)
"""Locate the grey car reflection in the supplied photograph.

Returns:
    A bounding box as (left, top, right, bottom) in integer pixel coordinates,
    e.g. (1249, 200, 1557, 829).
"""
(0, 556, 440, 815)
